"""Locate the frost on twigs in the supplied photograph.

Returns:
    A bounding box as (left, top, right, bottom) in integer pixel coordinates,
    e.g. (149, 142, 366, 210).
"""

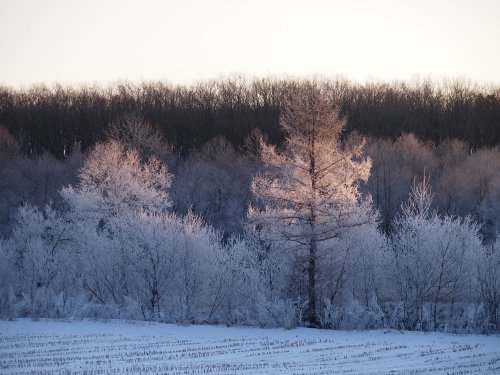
(61, 140, 172, 219)
(248, 85, 376, 327)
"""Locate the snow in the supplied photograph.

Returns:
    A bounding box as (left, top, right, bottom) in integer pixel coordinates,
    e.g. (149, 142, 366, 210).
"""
(0, 320, 499, 374)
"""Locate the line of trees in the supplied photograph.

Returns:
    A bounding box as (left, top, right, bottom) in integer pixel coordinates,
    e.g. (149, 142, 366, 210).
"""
(1, 77, 499, 159)
(3, 121, 500, 241)
(1, 86, 499, 332)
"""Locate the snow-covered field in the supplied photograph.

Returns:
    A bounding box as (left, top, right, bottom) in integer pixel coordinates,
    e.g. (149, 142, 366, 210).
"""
(0, 320, 499, 374)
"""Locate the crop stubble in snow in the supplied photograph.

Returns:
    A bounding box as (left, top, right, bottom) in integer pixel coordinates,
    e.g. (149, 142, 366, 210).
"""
(0, 320, 499, 374)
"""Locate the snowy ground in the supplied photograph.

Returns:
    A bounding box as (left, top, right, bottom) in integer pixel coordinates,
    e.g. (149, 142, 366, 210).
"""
(0, 320, 499, 374)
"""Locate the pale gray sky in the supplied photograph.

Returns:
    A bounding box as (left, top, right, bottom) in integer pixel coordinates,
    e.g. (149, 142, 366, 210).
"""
(1, 0, 499, 87)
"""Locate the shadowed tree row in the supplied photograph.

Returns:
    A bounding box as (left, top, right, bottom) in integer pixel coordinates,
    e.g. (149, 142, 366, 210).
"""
(1, 78, 499, 159)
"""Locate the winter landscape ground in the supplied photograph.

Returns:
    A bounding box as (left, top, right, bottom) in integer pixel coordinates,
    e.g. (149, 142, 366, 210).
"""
(0, 320, 499, 374)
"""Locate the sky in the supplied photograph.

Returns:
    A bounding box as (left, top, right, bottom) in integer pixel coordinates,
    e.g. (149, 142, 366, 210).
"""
(1, 0, 499, 87)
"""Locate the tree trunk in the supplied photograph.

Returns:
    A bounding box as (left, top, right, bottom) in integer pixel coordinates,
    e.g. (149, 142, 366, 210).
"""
(306, 236, 319, 327)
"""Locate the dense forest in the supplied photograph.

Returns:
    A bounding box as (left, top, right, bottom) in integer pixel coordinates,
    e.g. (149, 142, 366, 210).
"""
(0, 79, 499, 332)
(1, 77, 500, 158)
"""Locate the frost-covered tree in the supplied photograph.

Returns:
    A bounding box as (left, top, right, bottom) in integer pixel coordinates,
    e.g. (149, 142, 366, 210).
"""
(476, 239, 500, 331)
(113, 211, 224, 322)
(363, 133, 437, 232)
(173, 136, 256, 234)
(61, 140, 172, 221)
(387, 178, 482, 330)
(0, 146, 83, 236)
(58, 140, 173, 316)
(0, 237, 16, 318)
(7, 204, 74, 317)
(248, 87, 375, 326)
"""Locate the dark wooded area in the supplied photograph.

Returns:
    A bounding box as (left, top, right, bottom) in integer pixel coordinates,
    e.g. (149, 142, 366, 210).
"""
(1, 78, 499, 158)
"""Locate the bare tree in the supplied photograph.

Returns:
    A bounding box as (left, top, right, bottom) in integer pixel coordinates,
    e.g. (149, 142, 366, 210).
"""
(107, 115, 171, 160)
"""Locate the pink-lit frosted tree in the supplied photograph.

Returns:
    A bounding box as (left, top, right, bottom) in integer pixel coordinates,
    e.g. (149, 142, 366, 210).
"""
(248, 87, 375, 326)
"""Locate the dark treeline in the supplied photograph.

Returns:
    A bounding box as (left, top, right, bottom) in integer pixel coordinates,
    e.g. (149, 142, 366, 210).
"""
(1, 77, 500, 158)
